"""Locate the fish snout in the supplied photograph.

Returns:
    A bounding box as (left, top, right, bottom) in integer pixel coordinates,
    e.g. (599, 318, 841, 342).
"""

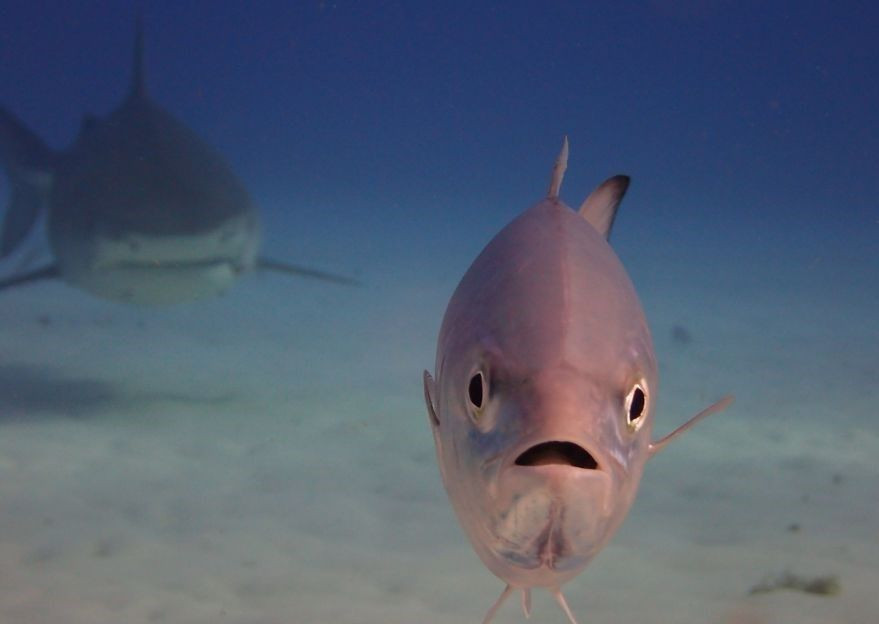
(487, 436, 616, 583)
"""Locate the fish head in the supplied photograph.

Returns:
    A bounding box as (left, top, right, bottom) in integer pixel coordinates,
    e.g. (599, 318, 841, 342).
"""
(424, 194, 657, 589)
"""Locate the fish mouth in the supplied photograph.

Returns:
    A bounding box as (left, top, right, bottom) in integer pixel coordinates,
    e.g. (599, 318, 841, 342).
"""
(514, 441, 599, 470)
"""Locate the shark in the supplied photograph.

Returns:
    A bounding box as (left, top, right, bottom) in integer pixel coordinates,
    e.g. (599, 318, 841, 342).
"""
(423, 138, 732, 623)
(0, 20, 354, 305)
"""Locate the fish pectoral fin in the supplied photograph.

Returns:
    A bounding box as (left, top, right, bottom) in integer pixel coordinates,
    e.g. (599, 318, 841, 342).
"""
(550, 586, 580, 624)
(256, 257, 359, 286)
(648, 394, 735, 457)
(0, 263, 60, 292)
(423, 370, 439, 427)
(482, 584, 514, 624)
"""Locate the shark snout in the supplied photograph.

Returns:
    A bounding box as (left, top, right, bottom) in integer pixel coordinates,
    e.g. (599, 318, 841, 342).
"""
(514, 441, 599, 470)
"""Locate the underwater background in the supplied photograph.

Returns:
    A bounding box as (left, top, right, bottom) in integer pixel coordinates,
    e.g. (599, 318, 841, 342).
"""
(0, 1, 877, 622)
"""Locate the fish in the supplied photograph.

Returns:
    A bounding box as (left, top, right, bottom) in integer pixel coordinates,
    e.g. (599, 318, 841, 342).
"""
(423, 137, 732, 624)
(0, 19, 355, 305)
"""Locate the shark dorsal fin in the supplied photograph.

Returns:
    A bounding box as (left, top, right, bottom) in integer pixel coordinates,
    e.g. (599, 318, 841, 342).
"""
(129, 14, 146, 99)
(578, 174, 630, 240)
(547, 136, 569, 199)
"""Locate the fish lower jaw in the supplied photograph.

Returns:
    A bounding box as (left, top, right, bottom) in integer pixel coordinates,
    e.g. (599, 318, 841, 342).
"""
(509, 463, 601, 481)
(482, 547, 588, 589)
(502, 461, 611, 496)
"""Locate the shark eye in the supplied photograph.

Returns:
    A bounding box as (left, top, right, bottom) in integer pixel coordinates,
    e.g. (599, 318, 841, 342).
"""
(625, 384, 647, 432)
(467, 371, 485, 413)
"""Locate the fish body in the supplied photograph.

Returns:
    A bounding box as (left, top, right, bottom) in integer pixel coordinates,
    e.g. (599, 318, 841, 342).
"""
(423, 138, 731, 623)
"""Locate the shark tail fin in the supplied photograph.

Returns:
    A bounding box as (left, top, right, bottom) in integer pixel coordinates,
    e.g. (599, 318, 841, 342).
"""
(256, 257, 359, 286)
(0, 106, 54, 258)
(550, 586, 580, 624)
(0, 264, 59, 293)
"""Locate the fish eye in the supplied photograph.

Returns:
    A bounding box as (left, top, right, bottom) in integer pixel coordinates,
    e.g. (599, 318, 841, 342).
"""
(625, 384, 647, 432)
(467, 371, 485, 413)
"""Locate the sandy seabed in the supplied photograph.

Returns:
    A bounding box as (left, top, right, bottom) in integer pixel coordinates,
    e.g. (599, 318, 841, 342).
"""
(0, 228, 876, 624)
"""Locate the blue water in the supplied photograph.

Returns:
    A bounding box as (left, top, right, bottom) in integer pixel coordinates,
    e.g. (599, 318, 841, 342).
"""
(0, 2, 877, 623)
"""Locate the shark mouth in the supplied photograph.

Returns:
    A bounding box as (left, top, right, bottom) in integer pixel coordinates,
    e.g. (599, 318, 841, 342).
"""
(514, 441, 599, 470)
(111, 257, 244, 271)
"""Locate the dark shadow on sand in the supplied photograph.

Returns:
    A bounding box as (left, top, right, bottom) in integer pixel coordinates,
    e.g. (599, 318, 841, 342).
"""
(0, 364, 238, 421)
(0, 364, 119, 419)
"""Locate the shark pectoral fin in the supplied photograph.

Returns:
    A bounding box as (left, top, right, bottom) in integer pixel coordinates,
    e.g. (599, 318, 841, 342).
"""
(648, 394, 735, 457)
(482, 584, 514, 624)
(423, 370, 439, 428)
(0, 264, 60, 293)
(256, 257, 359, 286)
(550, 587, 579, 624)
(578, 174, 630, 240)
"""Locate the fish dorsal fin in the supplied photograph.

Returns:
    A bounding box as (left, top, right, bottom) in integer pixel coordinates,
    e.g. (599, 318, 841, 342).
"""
(578, 174, 630, 240)
(547, 136, 569, 199)
(129, 14, 146, 99)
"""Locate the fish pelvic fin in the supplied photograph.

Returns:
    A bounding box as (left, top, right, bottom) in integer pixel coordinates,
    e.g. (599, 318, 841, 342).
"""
(521, 587, 532, 618)
(483, 584, 570, 623)
(547, 136, 569, 199)
(482, 584, 514, 624)
(648, 394, 734, 457)
(550, 586, 580, 624)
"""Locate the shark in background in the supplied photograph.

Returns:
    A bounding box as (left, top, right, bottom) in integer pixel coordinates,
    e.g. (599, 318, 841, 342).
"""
(0, 19, 354, 305)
